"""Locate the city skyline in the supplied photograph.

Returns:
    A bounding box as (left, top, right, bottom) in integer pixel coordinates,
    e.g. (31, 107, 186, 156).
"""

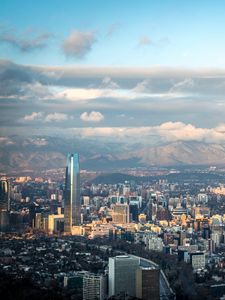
(1, 1, 225, 148)
(1, 3, 225, 300)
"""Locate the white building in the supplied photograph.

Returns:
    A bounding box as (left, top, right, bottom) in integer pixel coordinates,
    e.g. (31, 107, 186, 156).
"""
(148, 237, 164, 252)
(190, 252, 205, 270)
(211, 232, 222, 248)
(83, 273, 106, 300)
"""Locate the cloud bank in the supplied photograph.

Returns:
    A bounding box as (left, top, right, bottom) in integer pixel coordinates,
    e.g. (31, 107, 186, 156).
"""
(1, 59, 225, 142)
(70, 122, 225, 144)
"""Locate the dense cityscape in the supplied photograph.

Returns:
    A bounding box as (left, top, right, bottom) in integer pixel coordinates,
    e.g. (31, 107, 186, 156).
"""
(1, 154, 225, 299)
(2, 1, 225, 299)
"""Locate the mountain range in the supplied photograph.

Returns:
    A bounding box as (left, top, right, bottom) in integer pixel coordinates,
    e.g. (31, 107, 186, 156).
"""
(1, 136, 225, 174)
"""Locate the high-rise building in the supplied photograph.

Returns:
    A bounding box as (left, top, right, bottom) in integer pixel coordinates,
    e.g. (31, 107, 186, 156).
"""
(190, 252, 205, 270)
(0, 177, 10, 232)
(0, 177, 10, 211)
(136, 267, 160, 300)
(83, 273, 106, 300)
(108, 255, 140, 297)
(64, 153, 81, 233)
(111, 204, 130, 224)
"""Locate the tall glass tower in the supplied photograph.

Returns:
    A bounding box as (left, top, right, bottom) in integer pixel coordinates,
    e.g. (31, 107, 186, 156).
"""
(0, 177, 10, 232)
(64, 153, 81, 233)
(0, 177, 10, 211)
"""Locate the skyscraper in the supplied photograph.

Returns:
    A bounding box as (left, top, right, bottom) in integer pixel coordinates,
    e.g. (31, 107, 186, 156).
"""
(0, 177, 10, 211)
(64, 153, 81, 233)
(0, 177, 10, 232)
(108, 255, 140, 297)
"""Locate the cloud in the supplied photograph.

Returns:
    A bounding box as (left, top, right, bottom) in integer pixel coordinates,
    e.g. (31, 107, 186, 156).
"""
(132, 79, 151, 93)
(0, 137, 15, 146)
(44, 113, 71, 123)
(23, 112, 43, 121)
(67, 121, 225, 144)
(0, 27, 52, 52)
(55, 88, 103, 101)
(3, 59, 225, 98)
(101, 76, 119, 89)
(2, 59, 225, 130)
(62, 30, 96, 59)
(157, 37, 170, 46)
(3, 122, 225, 146)
(23, 137, 48, 146)
(80, 111, 104, 122)
(155, 122, 210, 142)
(169, 78, 195, 93)
(23, 112, 72, 123)
(106, 23, 121, 37)
(138, 36, 153, 46)
(138, 36, 170, 47)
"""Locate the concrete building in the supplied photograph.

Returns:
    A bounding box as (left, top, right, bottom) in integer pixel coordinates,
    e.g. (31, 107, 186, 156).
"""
(108, 255, 140, 297)
(136, 267, 160, 300)
(148, 237, 164, 252)
(190, 252, 205, 270)
(48, 213, 64, 234)
(211, 232, 222, 248)
(34, 213, 48, 232)
(111, 204, 130, 224)
(83, 273, 106, 300)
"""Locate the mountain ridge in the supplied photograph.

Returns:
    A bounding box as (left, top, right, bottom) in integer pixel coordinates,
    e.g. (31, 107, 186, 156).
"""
(1, 137, 225, 173)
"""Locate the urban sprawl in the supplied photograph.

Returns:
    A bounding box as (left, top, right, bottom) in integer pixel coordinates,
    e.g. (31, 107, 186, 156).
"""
(1, 154, 225, 299)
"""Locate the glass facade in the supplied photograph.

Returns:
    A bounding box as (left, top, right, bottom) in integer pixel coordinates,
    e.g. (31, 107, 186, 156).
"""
(0, 177, 10, 211)
(64, 153, 81, 233)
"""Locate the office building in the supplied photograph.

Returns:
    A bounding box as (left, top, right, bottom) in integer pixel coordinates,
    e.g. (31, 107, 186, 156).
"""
(0, 177, 10, 231)
(48, 213, 64, 234)
(83, 273, 106, 300)
(64, 153, 81, 233)
(147, 237, 164, 252)
(34, 213, 48, 232)
(0, 177, 10, 211)
(108, 255, 139, 297)
(136, 267, 160, 300)
(111, 204, 130, 224)
(130, 203, 139, 222)
(190, 252, 205, 270)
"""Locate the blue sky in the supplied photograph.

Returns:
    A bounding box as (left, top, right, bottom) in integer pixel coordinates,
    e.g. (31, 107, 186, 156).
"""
(1, 0, 225, 67)
(1, 1, 225, 144)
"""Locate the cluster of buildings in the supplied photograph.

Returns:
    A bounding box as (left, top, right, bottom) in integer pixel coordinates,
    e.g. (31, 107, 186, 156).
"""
(0, 233, 173, 300)
(1, 153, 225, 298)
